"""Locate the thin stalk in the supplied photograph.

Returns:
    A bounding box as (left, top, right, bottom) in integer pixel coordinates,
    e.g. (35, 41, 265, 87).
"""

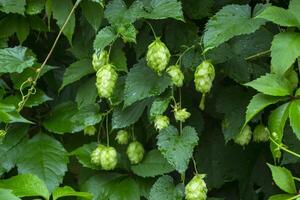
(244, 50, 271, 61)
(270, 137, 300, 159)
(175, 45, 195, 65)
(145, 21, 157, 39)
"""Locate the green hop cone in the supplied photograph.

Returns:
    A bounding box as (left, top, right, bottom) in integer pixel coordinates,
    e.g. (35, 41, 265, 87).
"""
(194, 60, 215, 110)
(185, 174, 208, 200)
(126, 141, 145, 164)
(174, 107, 191, 122)
(253, 124, 270, 142)
(166, 65, 184, 87)
(0, 130, 6, 138)
(154, 115, 170, 130)
(92, 50, 109, 71)
(115, 130, 129, 145)
(100, 146, 118, 170)
(234, 125, 252, 146)
(146, 38, 170, 75)
(96, 64, 118, 99)
(84, 125, 96, 136)
(90, 144, 105, 166)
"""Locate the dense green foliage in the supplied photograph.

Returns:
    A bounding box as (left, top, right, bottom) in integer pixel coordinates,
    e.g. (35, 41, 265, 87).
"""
(1, 0, 300, 199)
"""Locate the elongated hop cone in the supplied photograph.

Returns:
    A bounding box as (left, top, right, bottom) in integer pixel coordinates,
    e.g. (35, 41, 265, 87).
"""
(92, 50, 109, 71)
(194, 60, 215, 94)
(185, 174, 208, 200)
(166, 64, 184, 87)
(96, 64, 118, 99)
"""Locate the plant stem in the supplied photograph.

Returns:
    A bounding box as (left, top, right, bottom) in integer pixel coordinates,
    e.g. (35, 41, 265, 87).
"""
(293, 176, 300, 182)
(244, 49, 271, 61)
(106, 114, 109, 146)
(270, 137, 300, 159)
(17, 0, 81, 112)
(145, 21, 157, 39)
(175, 45, 195, 65)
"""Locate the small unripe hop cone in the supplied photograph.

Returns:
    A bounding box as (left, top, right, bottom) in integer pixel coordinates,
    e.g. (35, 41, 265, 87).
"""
(194, 60, 215, 110)
(96, 64, 118, 99)
(91, 144, 105, 166)
(185, 174, 208, 200)
(166, 65, 184, 87)
(154, 115, 170, 130)
(146, 38, 170, 75)
(126, 141, 145, 164)
(234, 125, 252, 146)
(115, 130, 129, 145)
(253, 124, 270, 142)
(92, 50, 109, 71)
(84, 125, 96, 136)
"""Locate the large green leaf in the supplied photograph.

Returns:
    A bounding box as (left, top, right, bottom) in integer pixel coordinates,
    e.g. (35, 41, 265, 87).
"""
(271, 32, 300, 75)
(203, 4, 266, 50)
(149, 94, 171, 119)
(124, 61, 170, 107)
(60, 59, 94, 90)
(26, 0, 45, 15)
(157, 125, 199, 173)
(0, 102, 32, 124)
(0, 0, 26, 15)
(131, 150, 174, 177)
(93, 26, 118, 51)
(149, 175, 183, 200)
(243, 94, 286, 130)
(244, 73, 293, 96)
(70, 142, 100, 170)
(75, 77, 98, 108)
(289, 100, 300, 140)
(0, 46, 35, 73)
(0, 174, 50, 200)
(16, 134, 69, 192)
(81, 0, 103, 31)
(267, 164, 297, 194)
(0, 125, 28, 175)
(80, 174, 123, 200)
(112, 99, 150, 129)
(0, 189, 21, 200)
(109, 177, 140, 200)
(43, 102, 102, 134)
(52, 186, 93, 200)
(269, 194, 298, 200)
(52, 0, 76, 43)
(289, 0, 300, 23)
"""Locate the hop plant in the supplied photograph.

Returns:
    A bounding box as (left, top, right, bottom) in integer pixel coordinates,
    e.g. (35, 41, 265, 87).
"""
(126, 141, 145, 164)
(90, 144, 105, 166)
(100, 146, 118, 170)
(146, 38, 170, 75)
(154, 115, 170, 130)
(174, 107, 191, 122)
(185, 174, 208, 200)
(234, 125, 252, 146)
(166, 65, 184, 87)
(96, 64, 118, 99)
(194, 60, 215, 110)
(115, 130, 129, 145)
(84, 125, 96, 136)
(253, 124, 270, 142)
(92, 50, 109, 71)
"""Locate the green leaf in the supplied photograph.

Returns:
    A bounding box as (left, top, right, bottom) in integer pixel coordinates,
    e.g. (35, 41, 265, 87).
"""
(75, 77, 98, 108)
(182, 0, 213, 20)
(93, 26, 118, 51)
(269, 194, 298, 200)
(149, 175, 183, 200)
(131, 150, 174, 177)
(0, 0, 26, 15)
(289, 0, 300, 23)
(43, 102, 101, 134)
(0, 125, 28, 175)
(110, 76, 126, 106)
(60, 59, 94, 90)
(52, 186, 93, 200)
(81, 0, 103, 31)
(15, 17, 30, 44)
(244, 73, 293, 96)
(70, 142, 100, 170)
(271, 32, 300, 75)
(256, 6, 300, 27)
(26, 0, 45, 15)
(267, 164, 297, 194)
(157, 125, 199, 173)
(289, 100, 300, 140)
(117, 23, 137, 43)
(80, 174, 122, 200)
(16, 134, 69, 192)
(0, 46, 35, 73)
(203, 4, 265, 50)
(143, 0, 184, 21)
(149, 94, 171, 119)
(52, 0, 75, 43)
(124, 60, 170, 107)
(0, 102, 32, 124)
(109, 177, 140, 200)
(0, 174, 50, 199)
(110, 44, 128, 72)
(243, 93, 286, 129)
(0, 189, 21, 200)
(112, 99, 150, 129)
(268, 103, 290, 160)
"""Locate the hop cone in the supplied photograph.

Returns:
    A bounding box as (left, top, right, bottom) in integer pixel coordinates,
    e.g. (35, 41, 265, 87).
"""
(154, 115, 170, 130)
(174, 107, 191, 122)
(84, 125, 96, 136)
(96, 64, 118, 98)
(253, 124, 270, 142)
(90, 144, 105, 166)
(100, 146, 118, 170)
(185, 174, 208, 200)
(92, 50, 109, 71)
(166, 65, 184, 87)
(126, 141, 145, 164)
(234, 125, 252, 146)
(115, 130, 129, 145)
(146, 38, 170, 75)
